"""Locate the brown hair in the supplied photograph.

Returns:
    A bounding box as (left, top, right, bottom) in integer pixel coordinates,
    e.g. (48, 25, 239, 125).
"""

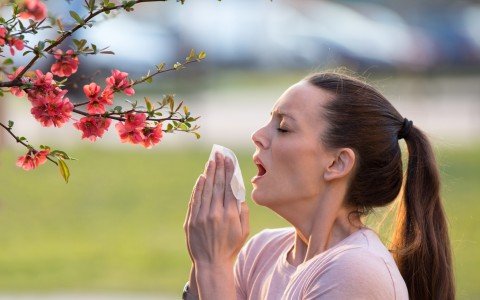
(306, 71, 455, 300)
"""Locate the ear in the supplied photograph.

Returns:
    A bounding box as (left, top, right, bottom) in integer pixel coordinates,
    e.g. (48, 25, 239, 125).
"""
(323, 148, 356, 182)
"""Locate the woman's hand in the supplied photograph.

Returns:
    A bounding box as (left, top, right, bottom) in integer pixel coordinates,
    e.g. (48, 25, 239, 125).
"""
(184, 152, 249, 267)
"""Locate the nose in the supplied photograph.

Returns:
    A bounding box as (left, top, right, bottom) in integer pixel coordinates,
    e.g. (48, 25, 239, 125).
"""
(251, 125, 269, 149)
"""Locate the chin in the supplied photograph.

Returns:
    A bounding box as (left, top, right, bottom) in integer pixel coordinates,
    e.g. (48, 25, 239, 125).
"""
(251, 187, 275, 207)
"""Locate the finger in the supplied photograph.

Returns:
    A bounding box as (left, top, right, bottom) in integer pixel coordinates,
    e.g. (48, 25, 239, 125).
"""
(239, 202, 250, 240)
(198, 159, 216, 220)
(210, 152, 225, 213)
(191, 174, 206, 222)
(185, 174, 202, 226)
(223, 156, 236, 212)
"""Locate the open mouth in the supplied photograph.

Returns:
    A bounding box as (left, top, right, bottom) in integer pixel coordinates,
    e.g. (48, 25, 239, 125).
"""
(256, 163, 267, 176)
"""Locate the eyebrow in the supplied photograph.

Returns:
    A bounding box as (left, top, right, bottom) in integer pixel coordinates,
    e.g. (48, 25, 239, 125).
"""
(270, 109, 296, 122)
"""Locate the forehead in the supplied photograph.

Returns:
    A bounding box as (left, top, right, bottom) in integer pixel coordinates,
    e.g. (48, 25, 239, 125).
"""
(271, 81, 333, 122)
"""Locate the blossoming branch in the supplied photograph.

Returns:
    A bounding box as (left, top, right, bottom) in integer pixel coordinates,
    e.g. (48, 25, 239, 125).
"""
(0, 0, 204, 182)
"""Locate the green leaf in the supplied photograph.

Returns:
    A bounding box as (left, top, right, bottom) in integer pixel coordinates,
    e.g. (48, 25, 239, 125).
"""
(3, 58, 13, 65)
(186, 48, 195, 62)
(7, 120, 14, 128)
(193, 132, 201, 139)
(156, 63, 165, 71)
(69, 11, 85, 25)
(113, 106, 122, 113)
(100, 50, 115, 55)
(58, 158, 70, 183)
(183, 105, 189, 115)
(173, 62, 182, 70)
(18, 20, 26, 31)
(88, 0, 96, 11)
(179, 123, 188, 131)
(198, 51, 206, 60)
(145, 97, 153, 112)
(51, 150, 76, 160)
(166, 123, 173, 132)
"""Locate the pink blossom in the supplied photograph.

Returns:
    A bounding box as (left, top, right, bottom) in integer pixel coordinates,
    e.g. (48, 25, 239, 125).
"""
(27, 70, 65, 104)
(141, 123, 163, 148)
(83, 82, 101, 99)
(0, 26, 25, 55)
(50, 49, 79, 77)
(115, 113, 146, 144)
(19, 0, 48, 21)
(8, 37, 24, 55)
(0, 27, 6, 46)
(83, 83, 114, 114)
(105, 69, 135, 96)
(7, 67, 27, 97)
(73, 116, 111, 142)
(124, 112, 146, 130)
(101, 87, 114, 104)
(30, 95, 73, 127)
(16, 148, 50, 171)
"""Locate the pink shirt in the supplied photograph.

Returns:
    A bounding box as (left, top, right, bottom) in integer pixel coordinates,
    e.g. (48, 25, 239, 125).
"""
(234, 226, 409, 299)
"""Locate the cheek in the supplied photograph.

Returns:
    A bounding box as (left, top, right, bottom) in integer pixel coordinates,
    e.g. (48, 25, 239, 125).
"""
(273, 142, 323, 197)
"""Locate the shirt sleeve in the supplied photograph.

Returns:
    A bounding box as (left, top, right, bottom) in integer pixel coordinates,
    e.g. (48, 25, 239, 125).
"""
(303, 249, 397, 300)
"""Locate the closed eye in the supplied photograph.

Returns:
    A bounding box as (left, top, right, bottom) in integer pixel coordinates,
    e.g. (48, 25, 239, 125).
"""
(277, 128, 288, 133)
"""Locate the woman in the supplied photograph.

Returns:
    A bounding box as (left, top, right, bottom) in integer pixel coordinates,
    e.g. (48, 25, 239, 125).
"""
(183, 72, 455, 299)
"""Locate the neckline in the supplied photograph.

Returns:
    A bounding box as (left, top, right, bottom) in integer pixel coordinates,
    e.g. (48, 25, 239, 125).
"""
(281, 226, 370, 272)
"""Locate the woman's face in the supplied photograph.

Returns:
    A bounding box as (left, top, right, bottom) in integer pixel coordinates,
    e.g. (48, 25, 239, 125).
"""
(251, 81, 334, 208)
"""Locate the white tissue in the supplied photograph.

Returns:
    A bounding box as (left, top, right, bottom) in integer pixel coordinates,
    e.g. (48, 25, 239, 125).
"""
(208, 144, 246, 213)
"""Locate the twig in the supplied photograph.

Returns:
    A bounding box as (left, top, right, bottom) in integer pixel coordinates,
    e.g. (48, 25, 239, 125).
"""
(0, 121, 58, 165)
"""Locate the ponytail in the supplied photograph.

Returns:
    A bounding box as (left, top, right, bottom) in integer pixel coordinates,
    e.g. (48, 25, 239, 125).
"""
(391, 126, 455, 300)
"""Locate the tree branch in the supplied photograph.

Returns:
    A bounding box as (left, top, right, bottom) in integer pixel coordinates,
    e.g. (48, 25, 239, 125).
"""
(9, 0, 168, 83)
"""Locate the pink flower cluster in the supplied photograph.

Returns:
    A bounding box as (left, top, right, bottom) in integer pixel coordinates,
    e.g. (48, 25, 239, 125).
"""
(18, 0, 47, 21)
(73, 69, 145, 143)
(0, 26, 25, 55)
(83, 83, 114, 114)
(115, 113, 163, 148)
(106, 69, 135, 96)
(16, 148, 50, 170)
(73, 116, 111, 142)
(27, 70, 73, 127)
(50, 49, 79, 77)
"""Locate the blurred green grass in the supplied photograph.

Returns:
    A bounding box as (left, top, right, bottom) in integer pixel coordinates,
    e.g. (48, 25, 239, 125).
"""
(0, 145, 478, 298)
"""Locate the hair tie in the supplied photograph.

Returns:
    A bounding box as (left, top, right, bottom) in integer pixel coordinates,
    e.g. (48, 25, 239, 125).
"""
(398, 118, 413, 140)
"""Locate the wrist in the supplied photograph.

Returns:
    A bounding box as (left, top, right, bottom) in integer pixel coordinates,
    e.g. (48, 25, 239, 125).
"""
(195, 262, 234, 285)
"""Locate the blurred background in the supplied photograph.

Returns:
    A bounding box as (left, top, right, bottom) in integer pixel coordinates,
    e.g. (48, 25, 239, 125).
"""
(0, 0, 479, 299)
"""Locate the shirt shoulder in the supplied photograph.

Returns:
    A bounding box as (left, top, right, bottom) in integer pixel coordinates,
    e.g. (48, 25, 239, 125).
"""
(243, 227, 295, 252)
(301, 228, 409, 299)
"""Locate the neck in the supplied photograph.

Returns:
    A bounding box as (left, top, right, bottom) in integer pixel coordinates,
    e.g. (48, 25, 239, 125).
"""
(270, 182, 364, 267)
